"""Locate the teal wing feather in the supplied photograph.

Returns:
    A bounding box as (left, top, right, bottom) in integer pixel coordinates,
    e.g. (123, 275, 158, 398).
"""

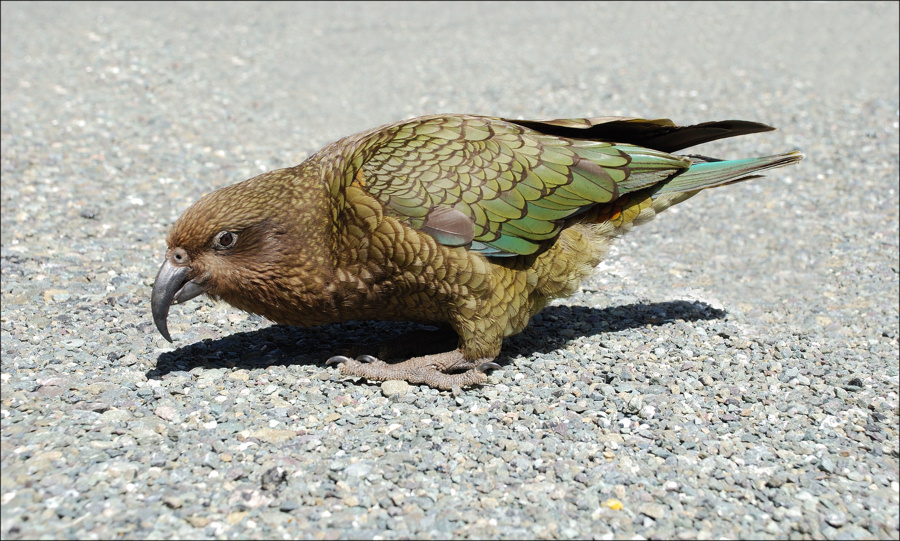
(353, 115, 692, 256)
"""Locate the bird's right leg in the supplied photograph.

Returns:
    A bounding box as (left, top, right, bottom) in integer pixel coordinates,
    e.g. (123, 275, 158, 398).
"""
(374, 325, 460, 360)
(332, 324, 460, 361)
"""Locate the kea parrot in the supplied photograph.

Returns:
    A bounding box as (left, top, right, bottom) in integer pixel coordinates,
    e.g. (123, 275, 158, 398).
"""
(152, 114, 802, 389)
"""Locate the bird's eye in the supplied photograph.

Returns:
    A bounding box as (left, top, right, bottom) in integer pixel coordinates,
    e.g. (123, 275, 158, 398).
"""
(213, 231, 237, 250)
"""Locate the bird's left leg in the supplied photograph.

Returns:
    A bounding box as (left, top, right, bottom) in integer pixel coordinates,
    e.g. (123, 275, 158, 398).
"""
(357, 325, 460, 360)
(327, 349, 500, 390)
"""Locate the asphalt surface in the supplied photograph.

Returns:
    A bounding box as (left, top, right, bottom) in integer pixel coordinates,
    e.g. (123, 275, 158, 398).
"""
(2, 2, 898, 539)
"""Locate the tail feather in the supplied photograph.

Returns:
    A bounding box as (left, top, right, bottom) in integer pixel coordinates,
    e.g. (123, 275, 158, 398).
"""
(506, 117, 778, 153)
(656, 150, 804, 195)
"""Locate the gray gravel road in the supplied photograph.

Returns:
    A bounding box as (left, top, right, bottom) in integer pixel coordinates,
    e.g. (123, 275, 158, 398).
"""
(2, 2, 898, 539)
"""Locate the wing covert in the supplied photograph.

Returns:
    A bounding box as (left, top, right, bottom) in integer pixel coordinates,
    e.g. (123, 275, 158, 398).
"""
(353, 115, 688, 256)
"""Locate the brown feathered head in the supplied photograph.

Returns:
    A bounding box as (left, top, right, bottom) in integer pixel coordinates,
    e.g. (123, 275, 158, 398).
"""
(151, 166, 332, 341)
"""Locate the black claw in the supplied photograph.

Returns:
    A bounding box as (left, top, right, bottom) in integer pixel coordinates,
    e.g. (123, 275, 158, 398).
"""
(326, 355, 352, 366)
(477, 362, 501, 373)
(355, 354, 378, 364)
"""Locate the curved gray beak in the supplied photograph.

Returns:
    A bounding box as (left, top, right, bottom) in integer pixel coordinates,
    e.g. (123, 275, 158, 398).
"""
(151, 259, 206, 342)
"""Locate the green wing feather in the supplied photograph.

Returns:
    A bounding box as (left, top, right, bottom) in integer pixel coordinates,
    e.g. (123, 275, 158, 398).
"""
(354, 115, 692, 256)
(348, 114, 801, 257)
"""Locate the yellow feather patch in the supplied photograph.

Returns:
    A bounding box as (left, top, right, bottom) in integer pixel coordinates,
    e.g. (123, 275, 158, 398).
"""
(354, 168, 366, 188)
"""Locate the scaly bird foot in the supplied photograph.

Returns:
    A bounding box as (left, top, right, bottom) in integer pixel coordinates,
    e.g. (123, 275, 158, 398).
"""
(327, 350, 500, 390)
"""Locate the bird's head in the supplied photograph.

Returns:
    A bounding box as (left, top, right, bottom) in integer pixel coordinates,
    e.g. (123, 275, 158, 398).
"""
(151, 167, 331, 341)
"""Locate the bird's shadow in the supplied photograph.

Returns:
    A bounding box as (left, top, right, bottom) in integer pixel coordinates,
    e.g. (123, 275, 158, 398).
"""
(147, 300, 725, 380)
